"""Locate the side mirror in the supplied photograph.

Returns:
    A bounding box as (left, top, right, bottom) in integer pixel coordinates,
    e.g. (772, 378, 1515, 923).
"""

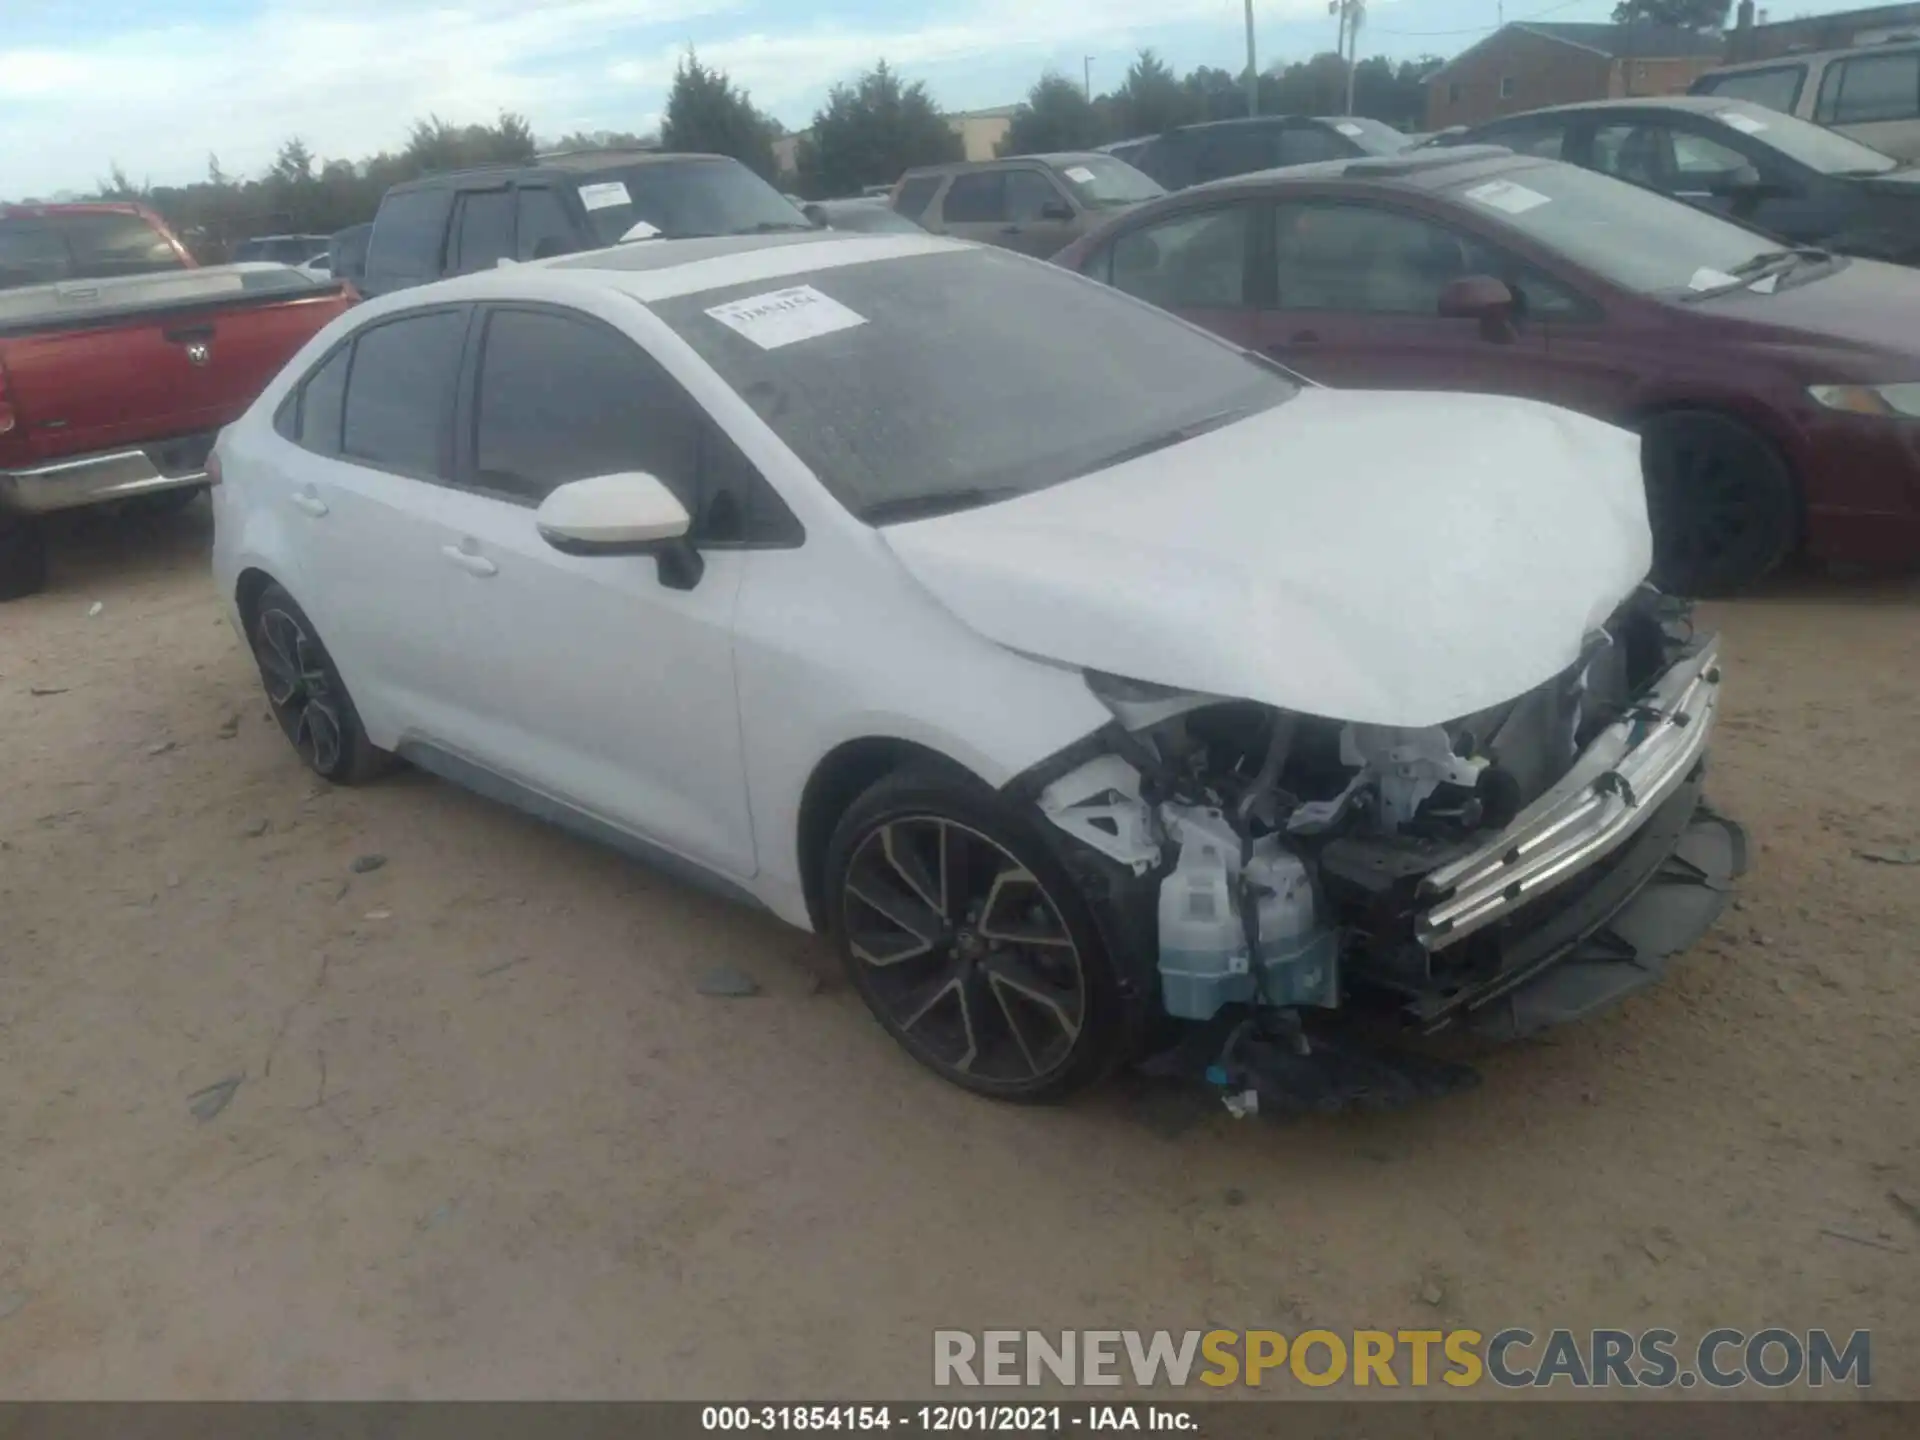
(536, 472, 703, 587)
(803, 203, 829, 229)
(1437, 274, 1518, 342)
(1041, 200, 1076, 221)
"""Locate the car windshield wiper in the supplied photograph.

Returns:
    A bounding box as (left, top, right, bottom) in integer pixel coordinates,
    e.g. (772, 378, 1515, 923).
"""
(1075, 406, 1254, 474)
(860, 486, 1029, 525)
(732, 221, 816, 234)
(1679, 247, 1832, 300)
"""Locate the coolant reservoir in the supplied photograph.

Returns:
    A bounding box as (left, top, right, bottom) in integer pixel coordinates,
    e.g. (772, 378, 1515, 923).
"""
(1156, 809, 1338, 1021)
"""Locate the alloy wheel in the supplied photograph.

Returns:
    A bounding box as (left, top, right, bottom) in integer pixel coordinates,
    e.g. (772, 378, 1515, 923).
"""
(841, 816, 1087, 1086)
(254, 607, 345, 774)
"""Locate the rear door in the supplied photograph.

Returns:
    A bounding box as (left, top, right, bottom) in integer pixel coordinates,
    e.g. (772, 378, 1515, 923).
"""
(1249, 197, 1552, 394)
(1813, 48, 1920, 160)
(278, 306, 476, 740)
(1001, 168, 1080, 255)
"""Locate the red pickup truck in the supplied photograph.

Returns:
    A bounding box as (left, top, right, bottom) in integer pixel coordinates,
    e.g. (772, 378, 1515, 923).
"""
(0, 202, 351, 599)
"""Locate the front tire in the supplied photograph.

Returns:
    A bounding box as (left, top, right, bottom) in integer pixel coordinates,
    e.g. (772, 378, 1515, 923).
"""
(1641, 411, 1798, 596)
(246, 582, 391, 784)
(824, 763, 1130, 1101)
(0, 513, 48, 601)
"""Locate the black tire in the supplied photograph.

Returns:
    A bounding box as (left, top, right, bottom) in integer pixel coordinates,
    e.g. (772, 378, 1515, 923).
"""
(246, 582, 392, 784)
(0, 513, 48, 602)
(824, 762, 1131, 1102)
(1641, 411, 1798, 597)
(121, 487, 203, 519)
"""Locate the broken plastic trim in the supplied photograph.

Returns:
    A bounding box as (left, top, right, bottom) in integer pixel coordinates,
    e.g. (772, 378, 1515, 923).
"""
(1414, 639, 1722, 951)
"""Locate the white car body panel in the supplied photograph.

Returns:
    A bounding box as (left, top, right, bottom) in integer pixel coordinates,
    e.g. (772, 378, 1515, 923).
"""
(211, 233, 1653, 940)
(882, 388, 1651, 729)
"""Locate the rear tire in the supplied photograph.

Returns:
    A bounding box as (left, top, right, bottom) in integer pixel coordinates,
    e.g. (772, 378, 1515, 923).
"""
(1641, 411, 1797, 597)
(246, 582, 392, 784)
(0, 513, 48, 601)
(824, 762, 1130, 1102)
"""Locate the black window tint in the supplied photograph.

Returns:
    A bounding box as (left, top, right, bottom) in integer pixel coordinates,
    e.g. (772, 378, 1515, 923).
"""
(364, 188, 453, 288)
(894, 175, 942, 220)
(1193, 127, 1278, 183)
(341, 311, 465, 476)
(0, 212, 184, 287)
(297, 347, 350, 455)
(1824, 51, 1920, 125)
(1703, 64, 1806, 114)
(451, 190, 515, 273)
(1006, 169, 1063, 220)
(1110, 206, 1250, 309)
(514, 188, 575, 261)
(473, 309, 700, 507)
(1277, 125, 1352, 166)
(943, 172, 1005, 222)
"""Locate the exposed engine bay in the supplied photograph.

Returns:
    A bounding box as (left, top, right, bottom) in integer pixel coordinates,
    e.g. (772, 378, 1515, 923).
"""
(1018, 585, 1743, 1092)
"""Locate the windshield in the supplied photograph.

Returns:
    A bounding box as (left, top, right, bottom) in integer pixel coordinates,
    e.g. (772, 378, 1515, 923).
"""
(576, 159, 812, 243)
(1054, 156, 1164, 208)
(654, 246, 1294, 521)
(1712, 101, 1897, 174)
(1445, 160, 1823, 296)
(0, 211, 186, 289)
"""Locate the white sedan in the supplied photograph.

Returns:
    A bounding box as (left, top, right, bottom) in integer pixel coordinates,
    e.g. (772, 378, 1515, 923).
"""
(211, 232, 1744, 1103)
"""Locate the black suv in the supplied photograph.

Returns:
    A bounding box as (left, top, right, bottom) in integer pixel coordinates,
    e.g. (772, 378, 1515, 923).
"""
(360, 150, 814, 297)
(1102, 115, 1413, 191)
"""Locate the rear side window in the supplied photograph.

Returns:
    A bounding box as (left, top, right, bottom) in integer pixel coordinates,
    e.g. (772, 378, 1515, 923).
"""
(341, 310, 466, 477)
(1817, 51, 1920, 125)
(1192, 127, 1279, 183)
(297, 347, 350, 455)
(894, 175, 942, 220)
(364, 188, 453, 289)
(943, 172, 1005, 222)
(451, 190, 514, 273)
(515, 188, 574, 260)
(1697, 63, 1807, 114)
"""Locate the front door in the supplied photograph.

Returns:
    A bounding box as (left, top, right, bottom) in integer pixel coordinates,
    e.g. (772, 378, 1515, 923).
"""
(1098, 200, 1260, 348)
(412, 303, 761, 879)
(1251, 199, 1550, 396)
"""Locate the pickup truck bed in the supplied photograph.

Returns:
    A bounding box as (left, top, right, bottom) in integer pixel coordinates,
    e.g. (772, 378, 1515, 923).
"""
(1, 221, 351, 598)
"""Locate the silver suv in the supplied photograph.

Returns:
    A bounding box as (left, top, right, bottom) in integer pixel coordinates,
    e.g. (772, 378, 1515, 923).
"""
(1690, 39, 1920, 162)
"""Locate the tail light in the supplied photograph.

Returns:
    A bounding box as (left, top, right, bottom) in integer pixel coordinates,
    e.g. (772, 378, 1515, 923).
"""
(205, 448, 223, 487)
(0, 358, 15, 437)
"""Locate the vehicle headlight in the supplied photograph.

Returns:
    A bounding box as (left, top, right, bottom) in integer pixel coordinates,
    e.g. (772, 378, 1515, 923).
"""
(1808, 383, 1920, 418)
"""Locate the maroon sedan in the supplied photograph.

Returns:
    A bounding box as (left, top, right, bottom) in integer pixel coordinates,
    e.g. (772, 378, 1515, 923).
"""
(1053, 146, 1920, 594)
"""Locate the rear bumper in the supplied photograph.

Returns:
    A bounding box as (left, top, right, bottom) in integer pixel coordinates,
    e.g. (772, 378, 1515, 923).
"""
(0, 432, 215, 515)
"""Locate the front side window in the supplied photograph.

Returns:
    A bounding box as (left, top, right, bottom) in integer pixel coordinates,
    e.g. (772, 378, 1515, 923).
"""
(472, 308, 700, 506)
(1109, 206, 1251, 309)
(1272, 201, 1584, 318)
(653, 246, 1294, 522)
(942, 172, 1005, 223)
(1698, 64, 1806, 114)
(1004, 169, 1065, 221)
(451, 191, 515, 273)
(514, 188, 574, 261)
(1193, 127, 1278, 183)
(340, 310, 466, 477)
(1817, 51, 1920, 125)
(365, 188, 453, 284)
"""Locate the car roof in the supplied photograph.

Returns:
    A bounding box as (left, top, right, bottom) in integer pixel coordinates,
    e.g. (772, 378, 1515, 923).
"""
(1181, 144, 1524, 197)
(1702, 37, 1919, 73)
(1478, 94, 1742, 119)
(387, 151, 734, 193)
(902, 151, 1108, 176)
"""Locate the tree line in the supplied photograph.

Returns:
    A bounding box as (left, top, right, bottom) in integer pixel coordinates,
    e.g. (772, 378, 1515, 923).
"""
(90, 47, 1441, 259)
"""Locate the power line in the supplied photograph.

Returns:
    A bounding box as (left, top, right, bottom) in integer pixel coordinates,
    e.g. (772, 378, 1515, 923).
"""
(1369, 0, 1588, 38)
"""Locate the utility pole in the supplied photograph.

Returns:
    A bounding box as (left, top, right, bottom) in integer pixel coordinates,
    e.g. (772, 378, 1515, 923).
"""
(1083, 55, 1094, 102)
(1343, 0, 1365, 116)
(1244, 0, 1259, 117)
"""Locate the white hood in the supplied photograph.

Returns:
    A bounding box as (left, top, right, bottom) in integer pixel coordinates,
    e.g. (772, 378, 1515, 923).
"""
(882, 388, 1651, 728)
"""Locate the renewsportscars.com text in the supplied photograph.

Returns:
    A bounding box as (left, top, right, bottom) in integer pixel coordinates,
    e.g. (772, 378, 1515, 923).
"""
(933, 1328, 1871, 1390)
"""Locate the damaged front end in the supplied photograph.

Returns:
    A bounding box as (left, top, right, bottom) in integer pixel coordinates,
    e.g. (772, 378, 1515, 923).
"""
(1009, 586, 1747, 1110)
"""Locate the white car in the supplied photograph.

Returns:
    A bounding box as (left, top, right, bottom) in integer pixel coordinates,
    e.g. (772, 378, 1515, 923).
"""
(211, 232, 1745, 1103)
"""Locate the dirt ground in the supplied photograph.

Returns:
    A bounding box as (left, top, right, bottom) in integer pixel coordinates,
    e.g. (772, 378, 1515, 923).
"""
(1, 501, 1915, 1401)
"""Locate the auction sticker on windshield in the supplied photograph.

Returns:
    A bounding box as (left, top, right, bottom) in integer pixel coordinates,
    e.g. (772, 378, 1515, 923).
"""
(1063, 165, 1096, 183)
(1722, 113, 1768, 134)
(705, 285, 868, 350)
(1335, 122, 1363, 137)
(1463, 180, 1551, 215)
(577, 181, 631, 211)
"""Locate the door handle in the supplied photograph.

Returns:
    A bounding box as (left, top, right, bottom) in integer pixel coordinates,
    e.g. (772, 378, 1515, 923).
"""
(441, 544, 498, 578)
(164, 323, 216, 344)
(290, 491, 328, 517)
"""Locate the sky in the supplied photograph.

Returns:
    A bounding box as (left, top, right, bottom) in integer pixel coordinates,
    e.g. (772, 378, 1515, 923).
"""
(0, 0, 1882, 197)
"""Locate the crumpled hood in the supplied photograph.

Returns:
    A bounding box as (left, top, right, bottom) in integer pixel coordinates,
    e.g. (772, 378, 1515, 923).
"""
(881, 388, 1651, 728)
